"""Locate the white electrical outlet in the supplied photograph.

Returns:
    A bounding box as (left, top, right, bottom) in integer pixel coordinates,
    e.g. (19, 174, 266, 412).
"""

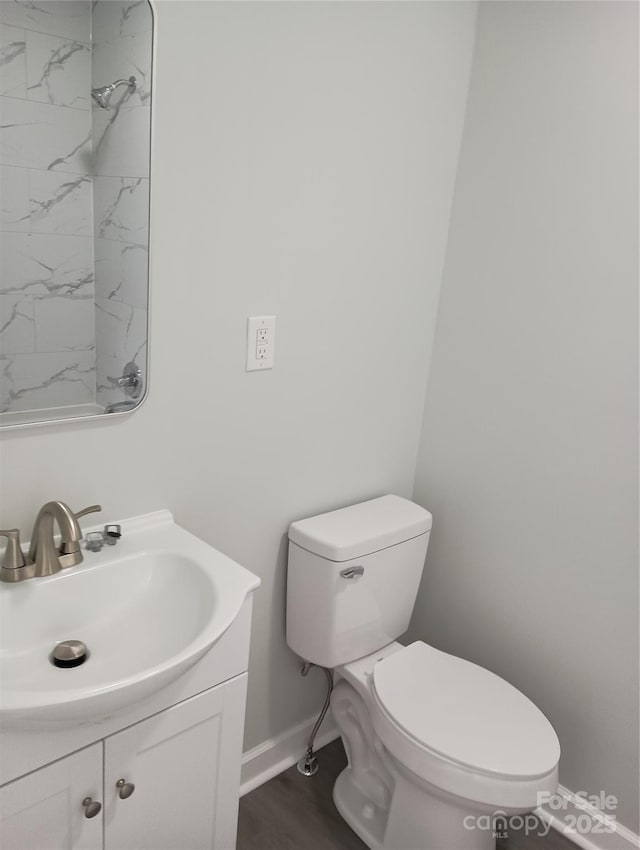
(246, 316, 276, 371)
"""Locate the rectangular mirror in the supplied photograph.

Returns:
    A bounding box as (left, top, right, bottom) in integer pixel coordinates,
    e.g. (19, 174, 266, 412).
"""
(0, 0, 153, 428)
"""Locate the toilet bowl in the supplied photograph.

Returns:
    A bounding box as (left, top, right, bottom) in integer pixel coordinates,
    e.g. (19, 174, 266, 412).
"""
(331, 640, 559, 850)
(286, 495, 560, 850)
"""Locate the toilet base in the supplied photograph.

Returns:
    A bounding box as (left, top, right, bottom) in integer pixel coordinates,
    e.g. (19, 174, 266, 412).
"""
(333, 767, 386, 850)
(333, 760, 497, 850)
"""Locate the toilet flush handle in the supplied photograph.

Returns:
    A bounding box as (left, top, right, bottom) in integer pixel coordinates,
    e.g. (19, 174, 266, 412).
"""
(340, 566, 364, 579)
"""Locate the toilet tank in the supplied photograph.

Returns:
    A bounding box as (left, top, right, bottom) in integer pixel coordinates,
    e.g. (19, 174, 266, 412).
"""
(286, 495, 432, 668)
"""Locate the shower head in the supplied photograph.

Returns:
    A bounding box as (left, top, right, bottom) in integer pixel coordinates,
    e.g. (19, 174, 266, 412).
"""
(91, 86, 112, 109)
(91, 76, 137, 110)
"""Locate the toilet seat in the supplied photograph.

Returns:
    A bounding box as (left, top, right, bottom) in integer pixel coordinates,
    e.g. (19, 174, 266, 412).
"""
(335, 641, 560, 814)
(371, 641, 560, 780)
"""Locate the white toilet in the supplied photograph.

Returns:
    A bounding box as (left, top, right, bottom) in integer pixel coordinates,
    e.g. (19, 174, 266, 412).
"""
(286, 495, 560, 850)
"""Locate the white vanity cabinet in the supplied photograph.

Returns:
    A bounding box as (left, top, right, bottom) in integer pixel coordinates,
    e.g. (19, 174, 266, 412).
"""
(0, 744, 103, 850)
(0, 676, 247, 850)
(0, 512, 260, 850)
(104, 676, 246, 850)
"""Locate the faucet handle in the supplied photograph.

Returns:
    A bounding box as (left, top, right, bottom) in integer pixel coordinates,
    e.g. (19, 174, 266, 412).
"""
(57, 506, 101, 552)
(74, 505, 102, 521)
(0, 530, 35, 582)
(58, 506, 102, 567)
(0, 529, 27, 568)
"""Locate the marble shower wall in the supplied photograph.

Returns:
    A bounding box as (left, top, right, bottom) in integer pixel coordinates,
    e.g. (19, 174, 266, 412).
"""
(92, 0, 151, 410)
(0, 0, 95, 415)
(0, 0, 151, 419)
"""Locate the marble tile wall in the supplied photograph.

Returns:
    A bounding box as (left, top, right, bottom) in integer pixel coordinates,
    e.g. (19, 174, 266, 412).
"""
(92, 0, 151, 409)
(0, 0, 95, 414)
(0, 0, 151, 418)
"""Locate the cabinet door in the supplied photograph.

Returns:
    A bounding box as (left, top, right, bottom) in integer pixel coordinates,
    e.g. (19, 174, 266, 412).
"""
(0, 743, 102, 850)
(104, 675, 247, 850)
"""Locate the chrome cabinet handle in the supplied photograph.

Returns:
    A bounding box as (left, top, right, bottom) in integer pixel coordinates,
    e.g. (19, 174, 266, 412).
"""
(82, 797, 102, 818)
(340, 566, 364, 579)
(116, 778, 135, 799)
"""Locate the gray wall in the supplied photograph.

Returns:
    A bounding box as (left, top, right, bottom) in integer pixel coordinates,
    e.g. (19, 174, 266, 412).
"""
(409, 1, 639, 832)
(0, 1, 476, 751)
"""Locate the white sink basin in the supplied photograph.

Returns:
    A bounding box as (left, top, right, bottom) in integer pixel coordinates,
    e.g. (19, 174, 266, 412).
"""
(0, 511, 260, 728)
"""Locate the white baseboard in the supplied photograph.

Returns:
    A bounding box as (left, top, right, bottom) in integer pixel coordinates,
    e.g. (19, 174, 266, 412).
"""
(240, 714, 340, 797)
(537, 784, 639, 850)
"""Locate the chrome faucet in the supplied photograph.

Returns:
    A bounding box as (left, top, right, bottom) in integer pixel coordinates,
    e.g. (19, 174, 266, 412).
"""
(0, 502, 102, 582)
(27, 502, 102, 577)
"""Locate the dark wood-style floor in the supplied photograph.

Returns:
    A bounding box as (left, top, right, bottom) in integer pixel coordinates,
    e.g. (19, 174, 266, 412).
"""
(238, 739, 574, 850)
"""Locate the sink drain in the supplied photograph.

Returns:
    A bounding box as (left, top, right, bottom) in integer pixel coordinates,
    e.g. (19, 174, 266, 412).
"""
(51, 640, 89, 668)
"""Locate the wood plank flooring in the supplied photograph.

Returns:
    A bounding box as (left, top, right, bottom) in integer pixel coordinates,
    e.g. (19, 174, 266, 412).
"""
(238, 739, 575, 850)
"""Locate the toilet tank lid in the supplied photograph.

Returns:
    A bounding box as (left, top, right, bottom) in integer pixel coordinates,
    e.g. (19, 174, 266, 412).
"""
(288, 495, 432, 562)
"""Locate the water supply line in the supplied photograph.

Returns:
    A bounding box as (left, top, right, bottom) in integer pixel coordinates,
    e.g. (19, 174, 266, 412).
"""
(297, 662, 334, 776)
